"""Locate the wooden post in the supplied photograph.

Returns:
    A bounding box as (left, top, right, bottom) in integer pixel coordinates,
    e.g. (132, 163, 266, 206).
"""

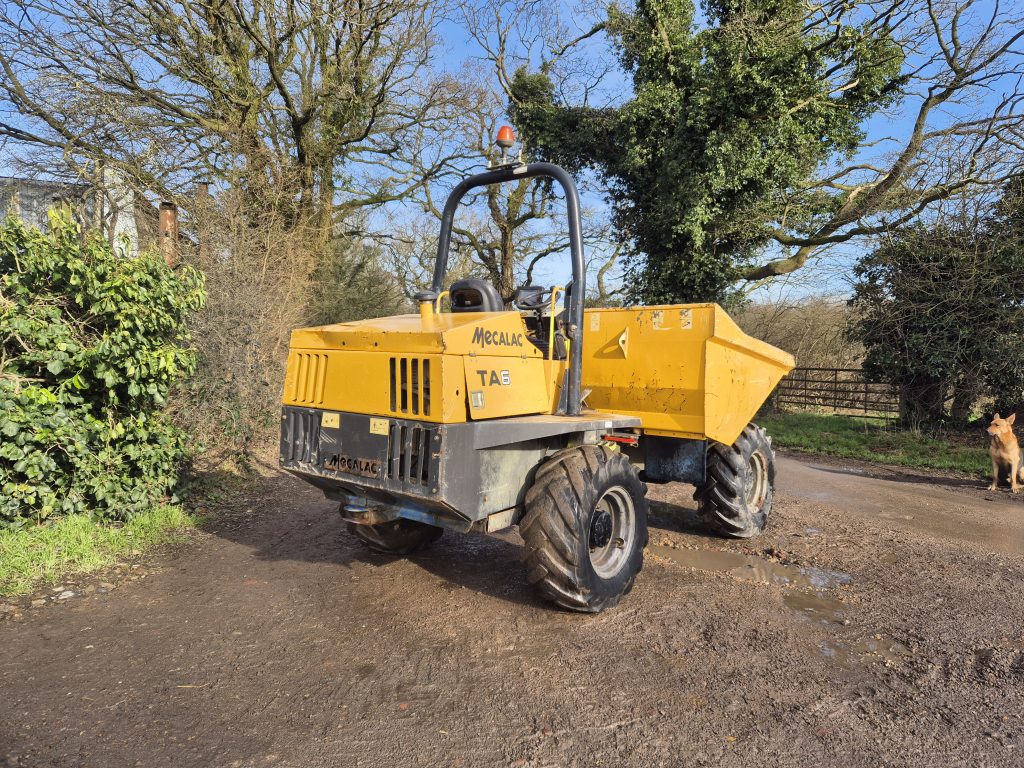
(159, 201, 178, 267)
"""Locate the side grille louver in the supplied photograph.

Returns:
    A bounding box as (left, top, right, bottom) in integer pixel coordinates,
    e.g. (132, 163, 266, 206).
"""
(290, 352, 328, 406)
(387, 423, 434, 486)
(281, 409, 320, 464)
(388, 357, 431, 416)
(281, 406, 439, 495)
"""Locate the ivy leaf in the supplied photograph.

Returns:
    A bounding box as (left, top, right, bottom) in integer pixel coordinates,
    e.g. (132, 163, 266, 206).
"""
(0, 212, 205, 528)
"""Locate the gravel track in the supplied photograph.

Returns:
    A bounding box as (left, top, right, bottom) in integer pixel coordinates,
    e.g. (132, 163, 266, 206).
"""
(2, 453, 1022, 767)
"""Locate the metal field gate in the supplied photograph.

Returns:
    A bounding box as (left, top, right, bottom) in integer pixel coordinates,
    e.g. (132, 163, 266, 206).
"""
(772, 367, 900, 419)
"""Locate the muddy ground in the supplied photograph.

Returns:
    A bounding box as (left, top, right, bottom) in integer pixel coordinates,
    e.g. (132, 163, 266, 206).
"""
(2, 452, 1024, 767)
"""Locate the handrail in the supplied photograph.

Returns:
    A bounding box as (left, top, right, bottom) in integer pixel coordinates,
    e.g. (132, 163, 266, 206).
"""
(548, 285, 564, 362)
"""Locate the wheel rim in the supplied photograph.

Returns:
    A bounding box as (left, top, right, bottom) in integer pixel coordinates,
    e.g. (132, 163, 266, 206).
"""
(588, 486, 636, 579)
(744, 450, 769, 511)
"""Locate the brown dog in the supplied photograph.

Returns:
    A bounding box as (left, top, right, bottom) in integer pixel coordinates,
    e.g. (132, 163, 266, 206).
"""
(987, 413, 1024, 492)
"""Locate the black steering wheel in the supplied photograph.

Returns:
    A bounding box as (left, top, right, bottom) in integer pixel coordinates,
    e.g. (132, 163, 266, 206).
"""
(513, 285, 551, 311)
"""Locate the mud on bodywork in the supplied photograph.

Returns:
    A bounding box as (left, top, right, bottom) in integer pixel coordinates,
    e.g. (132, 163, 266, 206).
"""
(280, 406, 457, 526)
(280, 406, 643, 531)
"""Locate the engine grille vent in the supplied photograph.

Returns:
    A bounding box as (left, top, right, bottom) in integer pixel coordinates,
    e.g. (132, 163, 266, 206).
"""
(290, 352, 328, 406)
(387, 423, 434, 486)
(281, 409, 321, 464)
(388, 357, 431, 416)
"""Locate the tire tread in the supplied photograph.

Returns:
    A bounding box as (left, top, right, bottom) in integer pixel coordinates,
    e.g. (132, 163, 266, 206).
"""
(694, 423, 775, 539)
(520, 446, 648, 613)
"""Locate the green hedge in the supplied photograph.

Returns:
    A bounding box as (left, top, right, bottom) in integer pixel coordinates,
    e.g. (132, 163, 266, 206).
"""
(0, 212, 205, 527)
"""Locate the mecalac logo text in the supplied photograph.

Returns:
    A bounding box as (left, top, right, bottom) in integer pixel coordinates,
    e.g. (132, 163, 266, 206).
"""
(472, 327, 524, 348)
(324, 454, 381, 478)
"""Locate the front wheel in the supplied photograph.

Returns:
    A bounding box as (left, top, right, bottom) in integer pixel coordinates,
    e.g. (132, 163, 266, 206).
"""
(694, 423, 775, 538)
(348, 519, 443, 555)
(519, 446, 648, 613)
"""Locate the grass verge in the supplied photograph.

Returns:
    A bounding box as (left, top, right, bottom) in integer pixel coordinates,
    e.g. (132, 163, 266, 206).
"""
(0, 506, 194, 597)
(760, 412, 989, 476)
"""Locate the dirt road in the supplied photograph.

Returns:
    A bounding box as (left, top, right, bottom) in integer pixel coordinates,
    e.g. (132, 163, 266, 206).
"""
(2, 453, 1023, 767)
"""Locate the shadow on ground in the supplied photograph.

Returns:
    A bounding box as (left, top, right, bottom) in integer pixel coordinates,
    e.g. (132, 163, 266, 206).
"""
(190, 460, 717, 610)
(805, 461, 986, 490)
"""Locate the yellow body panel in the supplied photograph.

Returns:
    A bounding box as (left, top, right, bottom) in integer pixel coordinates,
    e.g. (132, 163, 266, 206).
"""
(283, 349, 466, 422)
(283, 312, 556, 423)
(463, 356, 550, 419)
(289, 312, 541, 357)
(282, 303, 793, 444)
(580, 304, 794, 445)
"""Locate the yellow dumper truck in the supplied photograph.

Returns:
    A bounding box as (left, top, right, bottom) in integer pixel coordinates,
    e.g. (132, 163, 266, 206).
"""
(281, 129, 794, 612)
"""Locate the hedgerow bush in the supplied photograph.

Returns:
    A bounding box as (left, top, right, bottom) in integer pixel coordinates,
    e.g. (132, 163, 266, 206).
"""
(0, 212, 205, 528)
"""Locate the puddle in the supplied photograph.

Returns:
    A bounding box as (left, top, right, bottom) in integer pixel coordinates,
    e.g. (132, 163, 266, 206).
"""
(788, 527, 823, 541)
(820, 637, 912, 669)
(649, 544, 851, 591)
(878, 512, 915, 521)
(650, 543, 852, 625)
(649, 543, 917, 669)
(783, 591, 846, 625)
(810, 464, 866, 476)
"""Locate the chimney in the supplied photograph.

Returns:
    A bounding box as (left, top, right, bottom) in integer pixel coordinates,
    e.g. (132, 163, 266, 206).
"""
(159, 201, 178, 267)
(195, 181, 210, 262)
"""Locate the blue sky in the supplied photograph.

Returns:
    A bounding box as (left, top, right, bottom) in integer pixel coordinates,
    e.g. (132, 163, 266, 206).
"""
(3, 0, 1017, 304)
(418, 0, 1021, 302)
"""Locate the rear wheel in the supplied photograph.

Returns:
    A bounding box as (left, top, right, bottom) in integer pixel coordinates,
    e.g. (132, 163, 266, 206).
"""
(348, 519, 443, 555)
(519, 446, 648, 613)
(694, 423, 775, 538)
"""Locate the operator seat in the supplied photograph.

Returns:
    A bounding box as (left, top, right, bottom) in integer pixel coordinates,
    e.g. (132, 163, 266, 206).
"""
(449, 279, 504, 312)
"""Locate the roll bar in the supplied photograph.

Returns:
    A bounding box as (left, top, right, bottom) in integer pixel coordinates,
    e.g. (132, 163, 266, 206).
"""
(429, 162, 586, 417)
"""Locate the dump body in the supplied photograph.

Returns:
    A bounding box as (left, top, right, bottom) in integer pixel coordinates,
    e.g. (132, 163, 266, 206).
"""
(580, 304, 793, 446)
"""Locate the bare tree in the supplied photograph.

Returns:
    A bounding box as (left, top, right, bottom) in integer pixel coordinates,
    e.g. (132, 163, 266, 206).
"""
(395, 76, 624, 303)
(0, 0, 461, 241)
(381, 0, 621, 303)
(743, 0, 1024, 280)
(377, 215, 485, 300)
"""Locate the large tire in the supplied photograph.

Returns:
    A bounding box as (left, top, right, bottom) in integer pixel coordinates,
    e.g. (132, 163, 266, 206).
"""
(519, 446, 648, 613)
(348, 519, 443, 555)
(695, 423, 775, 538)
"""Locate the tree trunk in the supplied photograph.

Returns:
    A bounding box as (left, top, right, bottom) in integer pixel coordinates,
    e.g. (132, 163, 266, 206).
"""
(899, 378, 947, 429)
(950, 374, 983, 424)
(498, 230, 516, 305)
